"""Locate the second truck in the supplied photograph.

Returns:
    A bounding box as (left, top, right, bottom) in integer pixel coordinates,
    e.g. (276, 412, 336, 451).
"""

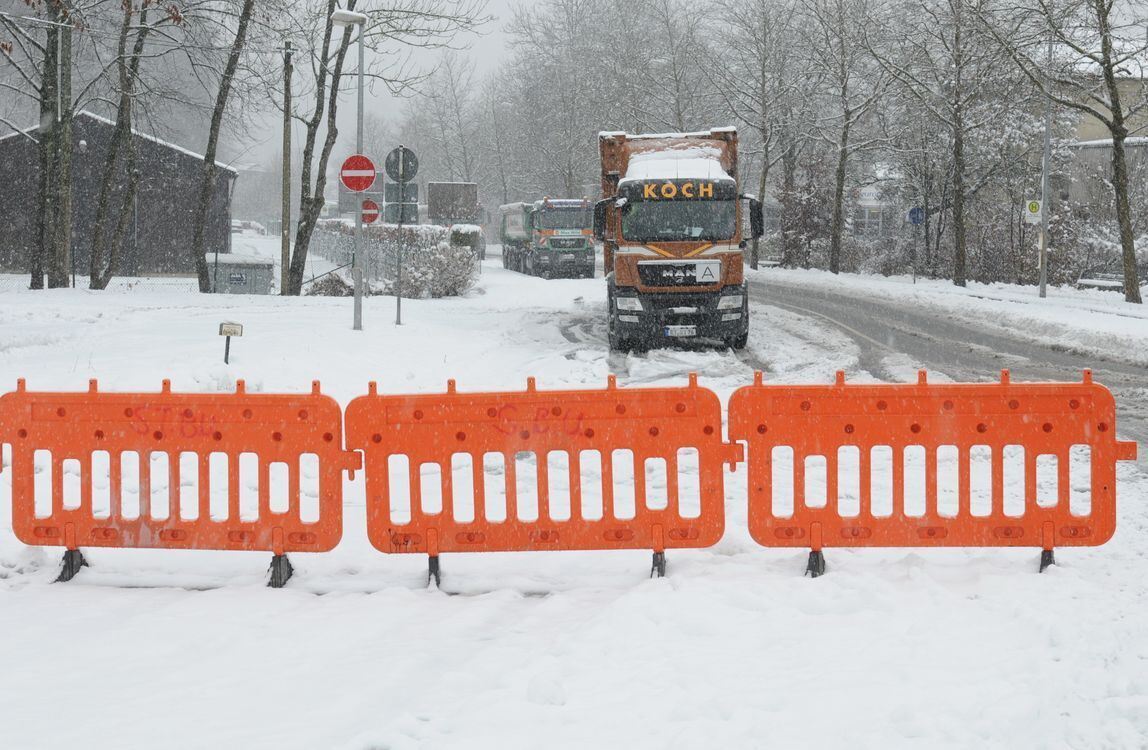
(595, 128, 762, 351)
(498, 198, 595, 279)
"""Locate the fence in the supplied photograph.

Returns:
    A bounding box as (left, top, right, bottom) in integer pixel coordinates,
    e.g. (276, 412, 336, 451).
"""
(0, 371, 1137, 586)
(728, 369, 1138, 575)
(0, 379, 357, 585)
(345, 375, 737, 581)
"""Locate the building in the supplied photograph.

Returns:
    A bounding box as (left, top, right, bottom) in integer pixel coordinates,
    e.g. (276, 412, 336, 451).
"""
(0, 111, 237, 277)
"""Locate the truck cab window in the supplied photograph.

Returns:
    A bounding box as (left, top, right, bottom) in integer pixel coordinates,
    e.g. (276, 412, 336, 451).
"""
(538, 209, 592, 230)
(621, 200, 736, 243)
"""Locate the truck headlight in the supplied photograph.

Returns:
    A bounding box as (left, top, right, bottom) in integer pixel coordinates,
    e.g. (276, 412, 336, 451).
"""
(717, 294, 743, 310)
(615, 297, 643, 312)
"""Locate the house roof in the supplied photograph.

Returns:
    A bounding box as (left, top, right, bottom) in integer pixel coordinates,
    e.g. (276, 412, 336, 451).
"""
(0, 111, 238, 174)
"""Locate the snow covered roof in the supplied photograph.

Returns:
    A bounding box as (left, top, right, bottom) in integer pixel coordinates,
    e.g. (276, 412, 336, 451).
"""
(0, 111, 238, 173)
(619, 145, 733, 183)
(1071, 136, 1148, 149)
(206, 252, 273, 267)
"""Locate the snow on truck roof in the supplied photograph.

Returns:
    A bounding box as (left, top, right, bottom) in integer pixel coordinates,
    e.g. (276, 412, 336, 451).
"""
(599, 127, 736, 139)
(619, 145, 733, 184)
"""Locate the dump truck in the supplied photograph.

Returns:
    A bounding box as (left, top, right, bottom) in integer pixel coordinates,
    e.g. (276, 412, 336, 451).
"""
(498, 198, 595, 279)
(595, 128, 762, 350)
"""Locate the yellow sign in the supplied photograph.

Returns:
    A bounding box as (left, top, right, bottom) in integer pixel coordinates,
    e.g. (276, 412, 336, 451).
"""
(642, 181, 715, 200)
(1024, 199, 1042, 224)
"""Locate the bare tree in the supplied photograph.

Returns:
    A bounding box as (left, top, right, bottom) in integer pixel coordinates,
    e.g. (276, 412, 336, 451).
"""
(982, 0, 1146, 302)
(805, 0, 889, 274)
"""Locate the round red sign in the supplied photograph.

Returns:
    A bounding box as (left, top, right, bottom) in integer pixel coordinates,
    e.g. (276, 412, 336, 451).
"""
(362, 199, 380, 224)
(340, 154, 376, 193)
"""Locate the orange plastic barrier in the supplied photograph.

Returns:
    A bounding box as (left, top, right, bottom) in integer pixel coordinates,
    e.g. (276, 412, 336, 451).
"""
(0, 379, 357, 585)
(345, 375, 738, 580)
(728, 370, 1138, 575)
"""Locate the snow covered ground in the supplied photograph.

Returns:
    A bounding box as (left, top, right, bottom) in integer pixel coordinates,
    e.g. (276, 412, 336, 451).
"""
(1, 247, 1145, 748)
(755, 267, 1148, 368)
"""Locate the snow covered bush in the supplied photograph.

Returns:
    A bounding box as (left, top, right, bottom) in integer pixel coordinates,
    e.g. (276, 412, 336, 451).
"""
(309, 223, 477, 299)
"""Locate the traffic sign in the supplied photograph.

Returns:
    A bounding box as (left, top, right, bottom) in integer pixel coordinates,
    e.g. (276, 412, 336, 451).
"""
(385, 146, 418, 183)
(385, 182, 418, 203)
(1024, 199, 1042, 224)
(385, 203, 418, 224)
(362, 199, 380, 224)
(908, 206, 925, 226)
(340, 154, 376, 193)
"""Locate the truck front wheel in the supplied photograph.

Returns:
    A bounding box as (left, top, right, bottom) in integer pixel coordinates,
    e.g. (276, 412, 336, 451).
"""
(726, 331, 749, 350)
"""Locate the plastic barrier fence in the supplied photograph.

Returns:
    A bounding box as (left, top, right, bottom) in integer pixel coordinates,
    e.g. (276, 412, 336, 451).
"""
(345, 375, 739, 580)
(727, 370, 1138, 575)
(0, 379, 356, 585)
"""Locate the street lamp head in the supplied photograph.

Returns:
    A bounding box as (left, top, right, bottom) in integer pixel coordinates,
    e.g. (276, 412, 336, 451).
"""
(330, 9, 368, 26)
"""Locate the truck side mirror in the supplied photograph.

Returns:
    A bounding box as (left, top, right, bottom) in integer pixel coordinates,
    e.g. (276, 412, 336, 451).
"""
(593, 198, 612, 240)
(750, 198, 764, 239)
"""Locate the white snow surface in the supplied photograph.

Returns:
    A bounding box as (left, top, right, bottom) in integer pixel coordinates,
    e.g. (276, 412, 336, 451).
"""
(620, 146, 733, 183)
(0, 244, 1145, 748)
(755, 266, 1148, 368)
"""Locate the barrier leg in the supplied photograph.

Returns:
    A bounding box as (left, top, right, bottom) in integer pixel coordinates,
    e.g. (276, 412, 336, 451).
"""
(428, 555, 441, 588)
(55, 548, 87, 583)
(651, 551, 666, 578)
(805, 550, 826, 578)
(1039, 549, 1056, 573)
(268, 554, 294, 588)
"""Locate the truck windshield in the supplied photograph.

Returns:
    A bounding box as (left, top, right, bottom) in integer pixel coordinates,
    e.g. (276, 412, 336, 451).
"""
(621, 201, 737, 242)
(537, 208, 591, 230)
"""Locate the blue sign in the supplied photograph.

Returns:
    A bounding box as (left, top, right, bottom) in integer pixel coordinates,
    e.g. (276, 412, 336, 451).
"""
(908, 206, 925, 225)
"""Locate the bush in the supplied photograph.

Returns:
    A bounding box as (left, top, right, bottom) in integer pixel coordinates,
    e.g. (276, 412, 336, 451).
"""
(309, 223, 477, 299)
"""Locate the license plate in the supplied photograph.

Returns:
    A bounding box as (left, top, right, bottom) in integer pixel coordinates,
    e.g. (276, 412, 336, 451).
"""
(561, 253, 575, 261)
(664, 325, 697, 337)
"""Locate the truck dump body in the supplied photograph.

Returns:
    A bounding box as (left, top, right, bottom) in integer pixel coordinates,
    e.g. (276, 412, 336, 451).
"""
(598, 128, 753, 350)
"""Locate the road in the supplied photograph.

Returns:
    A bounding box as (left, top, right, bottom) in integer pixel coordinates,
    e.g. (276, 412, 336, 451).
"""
(749, 276, 1148, 460)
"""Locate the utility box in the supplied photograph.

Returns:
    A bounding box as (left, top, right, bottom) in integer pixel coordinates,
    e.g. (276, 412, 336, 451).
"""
(206, 253, 274, 294)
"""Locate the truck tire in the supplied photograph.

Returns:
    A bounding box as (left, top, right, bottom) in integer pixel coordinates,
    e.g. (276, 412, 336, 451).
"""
(727, 331, 749, 350)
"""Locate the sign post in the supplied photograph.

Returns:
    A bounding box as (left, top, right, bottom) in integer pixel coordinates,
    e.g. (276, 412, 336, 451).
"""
(385, 145, 418, 325)
(219, 322, 243, 364)
(341, 154, 376, 331)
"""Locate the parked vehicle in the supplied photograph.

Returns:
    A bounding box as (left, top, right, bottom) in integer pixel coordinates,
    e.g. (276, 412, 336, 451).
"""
(595, 128, 763, 351)
(498, 198, 595, 279)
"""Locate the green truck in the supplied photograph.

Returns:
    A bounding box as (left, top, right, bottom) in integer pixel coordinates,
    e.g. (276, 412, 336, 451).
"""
(498, 198, 595, 279)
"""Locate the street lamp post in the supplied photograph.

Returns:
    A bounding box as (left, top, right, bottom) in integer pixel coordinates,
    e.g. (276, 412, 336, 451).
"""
(331, 9, 368, 330)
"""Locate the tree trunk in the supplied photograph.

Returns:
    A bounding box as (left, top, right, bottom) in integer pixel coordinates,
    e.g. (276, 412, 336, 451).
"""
(829, 133, 848, 274)
(47, 22, 74, 289)
(32, 32, 57, 290)
(286, 0, 356, 296)
(189, 0, 257, 293)
(1110, 132, 1142, 303)
(951, 120, 967, 287)
(91, 4, 147, 290)
(779, 142, 798, 267)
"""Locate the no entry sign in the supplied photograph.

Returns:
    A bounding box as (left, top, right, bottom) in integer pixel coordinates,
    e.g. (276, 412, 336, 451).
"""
(340, 154, 376, 193)
(361, 199, 380, 224)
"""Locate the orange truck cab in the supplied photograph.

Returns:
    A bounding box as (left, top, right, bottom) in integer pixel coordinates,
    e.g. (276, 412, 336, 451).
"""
(595, 128, 763, 351)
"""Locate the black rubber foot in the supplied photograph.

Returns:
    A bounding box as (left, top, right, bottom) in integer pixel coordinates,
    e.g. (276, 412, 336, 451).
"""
(428, 555, 441, 588)
(268, 554, 293, 588)
(1039, 549, 1055, 573)
(55, 549, 87, 583)
(805, 550, 826, 578)
(651, 551, 666, 578)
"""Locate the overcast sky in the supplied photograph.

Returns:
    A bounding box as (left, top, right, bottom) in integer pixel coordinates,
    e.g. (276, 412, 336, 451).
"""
(240, 0, 515, 164)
